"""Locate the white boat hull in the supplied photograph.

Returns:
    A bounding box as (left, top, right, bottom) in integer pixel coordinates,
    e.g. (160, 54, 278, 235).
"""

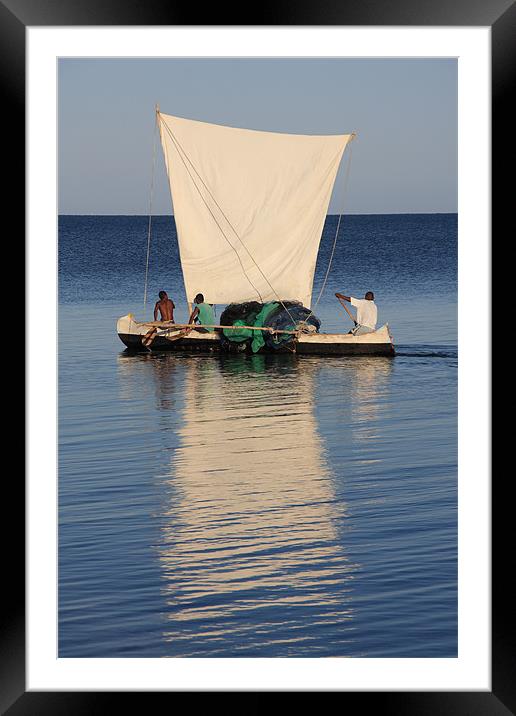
(117, 314, 395, 356)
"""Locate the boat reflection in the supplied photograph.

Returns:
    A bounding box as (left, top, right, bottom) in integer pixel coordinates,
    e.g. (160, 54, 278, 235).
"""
(118, 352, 357, 655)
(116, 351, 397, 655)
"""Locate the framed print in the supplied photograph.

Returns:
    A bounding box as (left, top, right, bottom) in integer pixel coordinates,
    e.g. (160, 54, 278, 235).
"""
(8, 0, 507, 710)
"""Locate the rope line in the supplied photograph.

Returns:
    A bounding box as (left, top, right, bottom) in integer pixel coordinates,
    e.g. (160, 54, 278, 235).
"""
(159, 114, 303, 325)
(304, 135, 355, 324)
(161, 114, 263, 303)
(159, 115, 264, 303)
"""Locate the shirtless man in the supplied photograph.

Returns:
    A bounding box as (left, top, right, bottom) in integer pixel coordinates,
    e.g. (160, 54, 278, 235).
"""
(154, 291, 175, 322)
(141, 291, 176, 348)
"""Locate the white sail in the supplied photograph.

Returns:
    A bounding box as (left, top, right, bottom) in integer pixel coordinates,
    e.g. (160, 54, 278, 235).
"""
(158, 113, 352, 307)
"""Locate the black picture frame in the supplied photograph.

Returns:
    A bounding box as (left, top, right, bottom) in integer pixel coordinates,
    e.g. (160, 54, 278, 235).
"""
(9, 0, 504, 710)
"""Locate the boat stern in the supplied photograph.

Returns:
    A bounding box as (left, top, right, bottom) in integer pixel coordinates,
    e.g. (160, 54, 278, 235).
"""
(385, 322, 396, 354)
(117, 313, 148, 349)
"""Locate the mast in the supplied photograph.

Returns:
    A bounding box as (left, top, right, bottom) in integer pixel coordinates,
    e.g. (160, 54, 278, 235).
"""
(143, 104, 160, 316)
(156, 107, 193, 318)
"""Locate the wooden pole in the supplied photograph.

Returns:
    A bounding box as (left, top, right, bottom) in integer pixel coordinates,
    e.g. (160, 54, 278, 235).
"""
(134, 320, 301, 335)
(336, 297, 357, 325)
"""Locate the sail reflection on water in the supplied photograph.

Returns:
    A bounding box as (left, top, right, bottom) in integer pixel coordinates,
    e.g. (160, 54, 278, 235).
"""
(145, 353, 356, 655)
(349, 357, 393, 448)
(318, 356, 393, 451)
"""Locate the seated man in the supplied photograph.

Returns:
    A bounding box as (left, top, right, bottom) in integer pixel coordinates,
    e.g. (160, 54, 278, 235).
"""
(335, 291, 377, 335)
(154, 290, 175, 322)
(188, 293, 215, 333)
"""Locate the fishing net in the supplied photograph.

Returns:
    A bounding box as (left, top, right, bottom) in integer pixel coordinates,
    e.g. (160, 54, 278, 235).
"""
(220, 301, 263, 327)
(220, 301, 320, 352)
(263, 304, 321, 350)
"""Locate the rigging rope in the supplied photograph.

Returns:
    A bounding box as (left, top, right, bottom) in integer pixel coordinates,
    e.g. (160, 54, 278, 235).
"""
(159, 115, 264, 303)
(143, 108, 159, 315)
(303, 135, 355, 324)
(159, 115, 303, 325)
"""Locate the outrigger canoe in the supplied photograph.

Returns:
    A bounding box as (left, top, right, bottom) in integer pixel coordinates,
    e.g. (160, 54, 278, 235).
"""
(117, 315, 395, 356)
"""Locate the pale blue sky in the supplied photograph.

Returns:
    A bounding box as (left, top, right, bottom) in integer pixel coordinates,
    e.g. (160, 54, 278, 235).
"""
(58, 58, 457, 215)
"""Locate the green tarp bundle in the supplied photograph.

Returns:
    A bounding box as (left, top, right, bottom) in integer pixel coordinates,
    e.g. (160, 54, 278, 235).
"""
(222, 319, 254, 344)
(222, 302, 280, 353)
(250, 302, 280, 353)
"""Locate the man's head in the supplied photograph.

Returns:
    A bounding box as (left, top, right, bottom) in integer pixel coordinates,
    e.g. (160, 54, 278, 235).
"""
(365, 291, 374, 301)
(159, 291, 167, 300)
(194, 293, 204, 304)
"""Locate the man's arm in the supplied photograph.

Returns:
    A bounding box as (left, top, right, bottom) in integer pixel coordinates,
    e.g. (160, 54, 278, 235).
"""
(188, 307, 199, 325)
(335, 293, 357, 325)
(153, 302, 159, 321)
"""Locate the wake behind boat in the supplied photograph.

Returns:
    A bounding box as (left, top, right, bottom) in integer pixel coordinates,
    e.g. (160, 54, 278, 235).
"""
(117, 110, 395, 356)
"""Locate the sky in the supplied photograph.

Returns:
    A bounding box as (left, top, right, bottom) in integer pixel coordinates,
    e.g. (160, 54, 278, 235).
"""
(58, 58, 457, 215)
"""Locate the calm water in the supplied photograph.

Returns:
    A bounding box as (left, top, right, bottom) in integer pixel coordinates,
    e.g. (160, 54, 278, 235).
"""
(59, 214, 457, 657)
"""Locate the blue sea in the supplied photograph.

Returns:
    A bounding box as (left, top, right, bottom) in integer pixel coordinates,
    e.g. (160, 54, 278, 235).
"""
(58, 213, 457, 657)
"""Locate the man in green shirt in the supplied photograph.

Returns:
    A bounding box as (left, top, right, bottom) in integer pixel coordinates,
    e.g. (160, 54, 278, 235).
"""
(187, 293, 215, 332)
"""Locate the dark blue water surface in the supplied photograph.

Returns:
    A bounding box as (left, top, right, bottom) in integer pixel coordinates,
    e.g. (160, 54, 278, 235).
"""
(58, 214, 457, 657)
